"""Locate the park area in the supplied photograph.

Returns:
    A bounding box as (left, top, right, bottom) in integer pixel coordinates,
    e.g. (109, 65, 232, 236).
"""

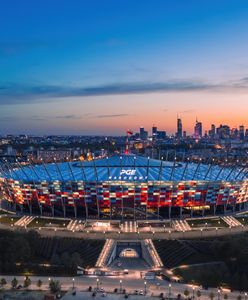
(27, 217, 70, 228)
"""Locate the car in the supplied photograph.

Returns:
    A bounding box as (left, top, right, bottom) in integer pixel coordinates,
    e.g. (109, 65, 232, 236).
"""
(139, 290, 144, 295)
(100, 288, 105, 292)
(134, 290, 139, 295)
(102, 292, 107, 297)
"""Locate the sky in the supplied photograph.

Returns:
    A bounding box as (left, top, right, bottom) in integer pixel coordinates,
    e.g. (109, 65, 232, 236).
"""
(1, 0, 248, 135)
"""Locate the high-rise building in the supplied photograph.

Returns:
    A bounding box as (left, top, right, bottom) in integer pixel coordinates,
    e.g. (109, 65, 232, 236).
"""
(209, 124, 216, 138)
(239, 125, 245, 140)
(177, 116, 182, 138)
(152, 125, 157, 140)
(194, 118, 202, 139)
(140, 127, 148, 140)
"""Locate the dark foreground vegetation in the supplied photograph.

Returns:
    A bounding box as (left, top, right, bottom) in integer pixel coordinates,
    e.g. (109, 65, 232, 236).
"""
(155, 234, 248, 291)
(0, 229, 104, 276)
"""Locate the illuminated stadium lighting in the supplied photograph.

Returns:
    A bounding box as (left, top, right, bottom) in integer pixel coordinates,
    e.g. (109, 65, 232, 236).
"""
(0, 153, 247, 219)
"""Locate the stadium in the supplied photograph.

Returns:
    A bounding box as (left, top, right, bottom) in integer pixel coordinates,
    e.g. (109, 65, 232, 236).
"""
(0, 153, 248, 219)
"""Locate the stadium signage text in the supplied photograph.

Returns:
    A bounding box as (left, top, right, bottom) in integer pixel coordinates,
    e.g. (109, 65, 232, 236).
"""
(120, 169, 136, 176)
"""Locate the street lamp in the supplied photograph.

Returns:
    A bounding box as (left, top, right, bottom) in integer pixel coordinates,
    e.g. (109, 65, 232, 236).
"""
(193, 286, 195, 299)
(144, 281, 147, 294)
(96, 278, 99, 290)
(244, 292, 247, 300)
(218, 288, 221, 300)
(200, 228, 203, 238)
(72, 278, 75, 289)
(119, 279, 122, 292)
(169, 283, 172, 296)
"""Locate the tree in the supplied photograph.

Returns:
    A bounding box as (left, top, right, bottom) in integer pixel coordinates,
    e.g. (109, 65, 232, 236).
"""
(0, 278, 7, 288)
(184, 289, 190, 297)
(11, 277, 18, 289)
(24, 276, 31, 289)
(37, 279, 42, 289)
(209, 292, 215, 300)
(197, 290, 201, 299)
(49, 280, 61, 294)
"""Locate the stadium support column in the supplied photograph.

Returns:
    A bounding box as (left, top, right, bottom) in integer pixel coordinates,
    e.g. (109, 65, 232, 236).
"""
(168, 205, 171, 219)
(62, 201, 66, 218)
(39, 203, 43, 216)
(224, 203, 227, 215)
(157, 197, 160, 220)
(74, 204, 77, 218)
(29, 202, 33, 215)
(202, 207, 205, 217)
(51, 205, 54, 217)
(180, 206, 183, 219)
(190, 207, 193, 218)
(213, 204, 216, 215)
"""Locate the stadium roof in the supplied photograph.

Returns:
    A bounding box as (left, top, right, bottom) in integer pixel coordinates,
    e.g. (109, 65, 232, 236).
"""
(1, 154, 247, 182)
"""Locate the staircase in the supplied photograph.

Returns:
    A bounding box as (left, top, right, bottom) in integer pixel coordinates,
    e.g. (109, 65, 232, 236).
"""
(123, 221, 137, 233)
(14, 216, 34, 227)
(143, 239, 163, 268)
(172, 220, 191, 231)
(222, 216, 242, 227)
(95, 239, 116, 268)
(67, 220, 84, 231)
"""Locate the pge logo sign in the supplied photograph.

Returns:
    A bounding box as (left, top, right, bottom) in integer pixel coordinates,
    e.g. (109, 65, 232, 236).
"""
(120, 169, 136, 176)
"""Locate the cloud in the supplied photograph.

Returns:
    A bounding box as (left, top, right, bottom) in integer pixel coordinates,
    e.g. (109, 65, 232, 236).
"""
(96, 114, 130, 119)
(0, 78, 248, 105)
(181, 109, 196, 114)
(55, 115, 82, 120)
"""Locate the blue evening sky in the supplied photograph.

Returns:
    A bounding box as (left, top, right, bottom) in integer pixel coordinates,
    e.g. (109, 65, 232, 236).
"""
(0, 0, 248, 134)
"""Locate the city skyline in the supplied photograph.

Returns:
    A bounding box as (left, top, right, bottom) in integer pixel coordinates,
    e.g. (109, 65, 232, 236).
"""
(1, 0, 248, 134)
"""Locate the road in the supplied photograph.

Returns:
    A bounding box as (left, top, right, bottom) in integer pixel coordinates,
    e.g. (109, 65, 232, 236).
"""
(0, 274, 246, 300)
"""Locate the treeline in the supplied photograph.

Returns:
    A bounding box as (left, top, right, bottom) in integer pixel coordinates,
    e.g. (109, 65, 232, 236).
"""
(175, 234, 248, 291)
(0, 229, 103, 275)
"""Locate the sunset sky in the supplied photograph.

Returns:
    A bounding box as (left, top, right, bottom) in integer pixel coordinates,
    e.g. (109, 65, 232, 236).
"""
(1, 0, 248, 135)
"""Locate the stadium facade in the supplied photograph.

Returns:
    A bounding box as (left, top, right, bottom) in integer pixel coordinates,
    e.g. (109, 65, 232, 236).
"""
(0, 154, 248, 219)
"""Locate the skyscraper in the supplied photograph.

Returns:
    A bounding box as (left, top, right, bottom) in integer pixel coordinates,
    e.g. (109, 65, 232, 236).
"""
(140, 127, 148, 140)
(177, 116, 183, 138)
(194, 118, 202, 139)
(239, 125, 245, 140)
(152, 125, 157, 140)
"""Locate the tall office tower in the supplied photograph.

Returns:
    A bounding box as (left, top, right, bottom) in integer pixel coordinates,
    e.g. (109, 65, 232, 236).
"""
(177, 116, 183, 138)
(140, 127, 148, 140)
(231, 128, 239, 139)
(239, 125, 245, 140)
(194, 118, 202, 139)
(152, 125, 157, 140)
(217, 124, 230, 139)
(209, 124, 216, 138)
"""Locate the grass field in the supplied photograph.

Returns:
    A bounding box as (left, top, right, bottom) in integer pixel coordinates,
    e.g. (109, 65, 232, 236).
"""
(235, 216, 248, 225)
(27, 217, 70, 228)
(0, 215, 21, 224)
(188, 217, 228, 228)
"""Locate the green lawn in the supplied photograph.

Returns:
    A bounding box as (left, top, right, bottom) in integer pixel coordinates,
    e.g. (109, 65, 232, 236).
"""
(27, 217, 70, 228)
(0, 215, 21, 224)
(235, 216, 248, 225)
(188, 217, 228, 228)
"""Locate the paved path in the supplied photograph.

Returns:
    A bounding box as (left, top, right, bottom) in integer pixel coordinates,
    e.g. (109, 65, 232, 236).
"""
(0, 274, 246, 300)
(0, 222, 247, 240)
